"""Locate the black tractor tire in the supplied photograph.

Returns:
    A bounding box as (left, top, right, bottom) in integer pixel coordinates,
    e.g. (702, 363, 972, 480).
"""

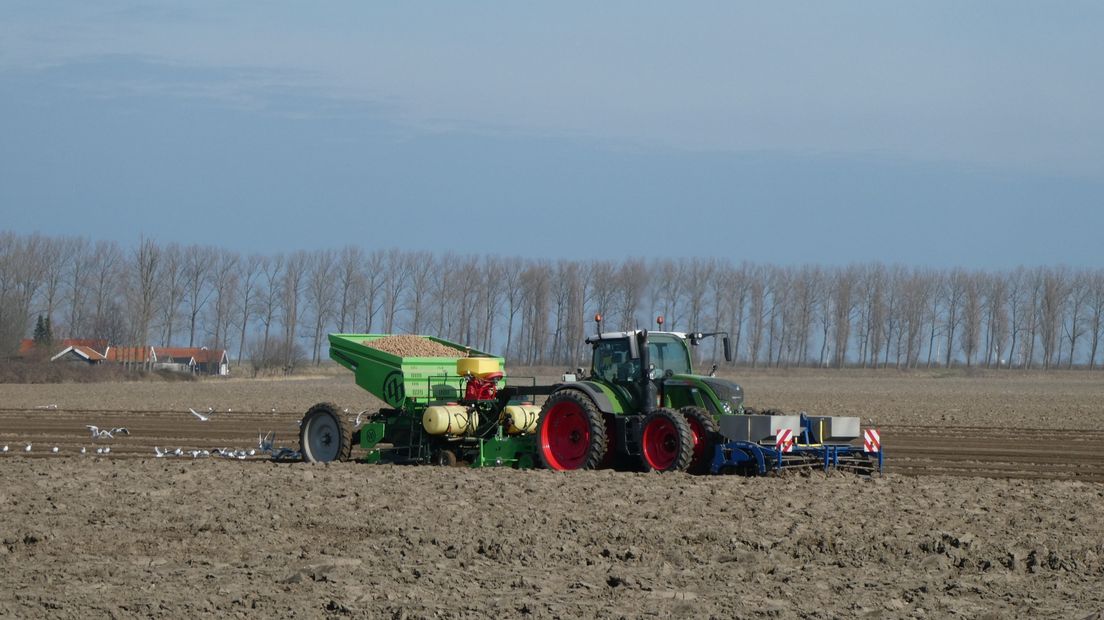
(432, 448, 458, 467)
(300, 402, 353, 463)
(536, 390, 608, 471)
(639, 408, 694, 473)
(679, 406, 719, 475)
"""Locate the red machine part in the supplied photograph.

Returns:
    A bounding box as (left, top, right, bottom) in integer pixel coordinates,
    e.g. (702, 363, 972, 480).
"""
(464, 371, 503, 401)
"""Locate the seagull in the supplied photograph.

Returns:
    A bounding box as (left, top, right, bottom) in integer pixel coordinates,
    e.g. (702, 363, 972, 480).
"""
(80, 447, 87, 454)
(258, 431, 275, 453)
(51, 447, 59, 453)
(24, 443, 32, 452)
(189, 408, 210, 422)
(173, 448, 183, 457)
(86, 425, 120, 439)
(154, 447, 167, 458)
(111, 427, 129, 436)
(95, 447, 104, 454)
(1, 445, 8, 453)
(34, 404, 58, 410)
(103, 447, 110, 454)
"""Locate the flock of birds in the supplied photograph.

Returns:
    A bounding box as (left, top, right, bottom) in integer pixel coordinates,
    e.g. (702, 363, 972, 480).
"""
(2, 405, 300, 461)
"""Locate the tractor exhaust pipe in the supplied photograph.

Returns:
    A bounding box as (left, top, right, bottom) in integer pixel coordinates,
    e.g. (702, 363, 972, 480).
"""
(636, 330, 658, 409)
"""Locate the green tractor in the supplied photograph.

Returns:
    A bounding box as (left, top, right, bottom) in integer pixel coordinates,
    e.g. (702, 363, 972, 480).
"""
(536, 314, 741, 473)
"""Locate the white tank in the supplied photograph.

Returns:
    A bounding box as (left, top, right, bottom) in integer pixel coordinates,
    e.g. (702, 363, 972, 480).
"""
(501, 404, 540, 435)
(423, 405, 478, 436)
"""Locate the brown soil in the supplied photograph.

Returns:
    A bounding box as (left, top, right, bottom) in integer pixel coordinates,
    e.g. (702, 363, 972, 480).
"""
(0, 370, 1102, 617)
(365, 335, 468, 358)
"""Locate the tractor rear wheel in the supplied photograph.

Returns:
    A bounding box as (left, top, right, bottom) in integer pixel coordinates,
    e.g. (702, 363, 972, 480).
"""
(639, 408, 694, 473)
(300, 402, 352, 463)
(680, 406, 718, 474)
(537, 391, 607, 471)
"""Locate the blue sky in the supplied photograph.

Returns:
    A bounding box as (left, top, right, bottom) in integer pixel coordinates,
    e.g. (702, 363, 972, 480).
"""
(1, 2, 1102, 267)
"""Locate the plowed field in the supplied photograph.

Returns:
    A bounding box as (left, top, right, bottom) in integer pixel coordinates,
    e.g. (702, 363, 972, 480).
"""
(1, 370, 1102, 618)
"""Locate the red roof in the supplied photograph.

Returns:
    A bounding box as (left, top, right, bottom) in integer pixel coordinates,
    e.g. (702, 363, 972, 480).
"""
(104, 346, 155, 363)
(61, 338, 108, 351)
(19, 338, 108, 358)
(72, 346, 106, 361)
(50, 346, 106, 363)
(156, 347, 226, 364)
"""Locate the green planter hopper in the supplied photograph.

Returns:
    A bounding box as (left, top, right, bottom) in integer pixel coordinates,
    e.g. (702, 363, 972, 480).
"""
(327, 333, 503, 410)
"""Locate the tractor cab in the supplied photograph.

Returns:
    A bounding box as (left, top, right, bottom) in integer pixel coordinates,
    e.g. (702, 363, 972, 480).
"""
(584, 315, 735, 414)
(589, 331, 691, 383)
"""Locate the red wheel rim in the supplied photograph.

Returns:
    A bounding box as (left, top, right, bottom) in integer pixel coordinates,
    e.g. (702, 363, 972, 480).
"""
(539, 400, 591, 470)
(686, 415, 708, 468)
(642, 415, 679, 470)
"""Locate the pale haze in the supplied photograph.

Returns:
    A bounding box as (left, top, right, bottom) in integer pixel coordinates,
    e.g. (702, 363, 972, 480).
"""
(2, 2, 1102, 267)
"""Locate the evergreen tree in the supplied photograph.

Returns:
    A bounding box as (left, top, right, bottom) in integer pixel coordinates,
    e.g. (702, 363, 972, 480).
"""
(32, 315, 54, 347)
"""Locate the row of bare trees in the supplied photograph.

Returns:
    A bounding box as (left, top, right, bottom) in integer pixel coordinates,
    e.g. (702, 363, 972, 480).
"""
(3, 231, 1104, 371)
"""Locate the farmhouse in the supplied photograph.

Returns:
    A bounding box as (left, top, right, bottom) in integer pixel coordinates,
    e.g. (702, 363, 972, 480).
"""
(49, 345, 107, 365)
(154, 347, 230, 376)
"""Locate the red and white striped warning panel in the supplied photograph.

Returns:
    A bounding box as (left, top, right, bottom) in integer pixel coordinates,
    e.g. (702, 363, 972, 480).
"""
(775, 428, 794, 453)
(863, 429, 881, 453)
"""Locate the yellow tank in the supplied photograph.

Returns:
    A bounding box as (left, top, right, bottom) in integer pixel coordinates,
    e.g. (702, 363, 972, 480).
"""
(501, 404, 540, 435)
(456, 357, 501, 378)
(423, 405, 479, 436)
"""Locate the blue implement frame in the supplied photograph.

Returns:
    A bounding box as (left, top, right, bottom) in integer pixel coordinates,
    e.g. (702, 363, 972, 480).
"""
(710, 414, 884, 475)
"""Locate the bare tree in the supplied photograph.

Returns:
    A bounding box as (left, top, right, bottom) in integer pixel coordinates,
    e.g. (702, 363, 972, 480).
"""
(361, 249, 386, 333)
(831, 266, 859, 368)
(234, 254, 263, 364)
(746, 265, 769, 368)
(1038, 266, 1067, 369)
(941, 269, 967, 367)
(208, 249, 240, 351)
(62, 237, 91, 338)
(959, 270, 982, 367)
(156, 244, 185, 346)
(39, 236, 67, 330)
(1063, 270, 1090, 369)
(335, 246, 365, 333)
(89, 240, 123, 343)
(256, 254, 285, 365)
(519, 262, 552, 365)
(305, 250, 337, 364)
(982, 272, 1009, 368)
(1086, 271, 1104, 370)
(182, 245, 216, 347)
(405, 251, 435, 334)
(500, 257, 525, 359)
(126, 238, 161, 368)
(381, 249, 409, 334)
(280, 251, 309, 369)
(477, 256, 506, 353)
(616, 258, 649, 331)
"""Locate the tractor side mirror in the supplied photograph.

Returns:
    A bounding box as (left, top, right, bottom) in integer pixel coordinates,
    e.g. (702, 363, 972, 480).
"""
(723, 336, 733, 362)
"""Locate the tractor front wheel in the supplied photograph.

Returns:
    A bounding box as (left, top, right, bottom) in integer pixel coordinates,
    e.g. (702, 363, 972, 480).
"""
(300, 402, 353, 463)
(639, 408, 694, 473)
(537, 391, 607, 471)
(680, 406, 718, 474)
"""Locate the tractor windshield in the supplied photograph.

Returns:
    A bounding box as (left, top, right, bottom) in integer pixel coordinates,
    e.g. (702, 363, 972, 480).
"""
(592, 338, 637, 383)
(647, 333, 691, 376)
